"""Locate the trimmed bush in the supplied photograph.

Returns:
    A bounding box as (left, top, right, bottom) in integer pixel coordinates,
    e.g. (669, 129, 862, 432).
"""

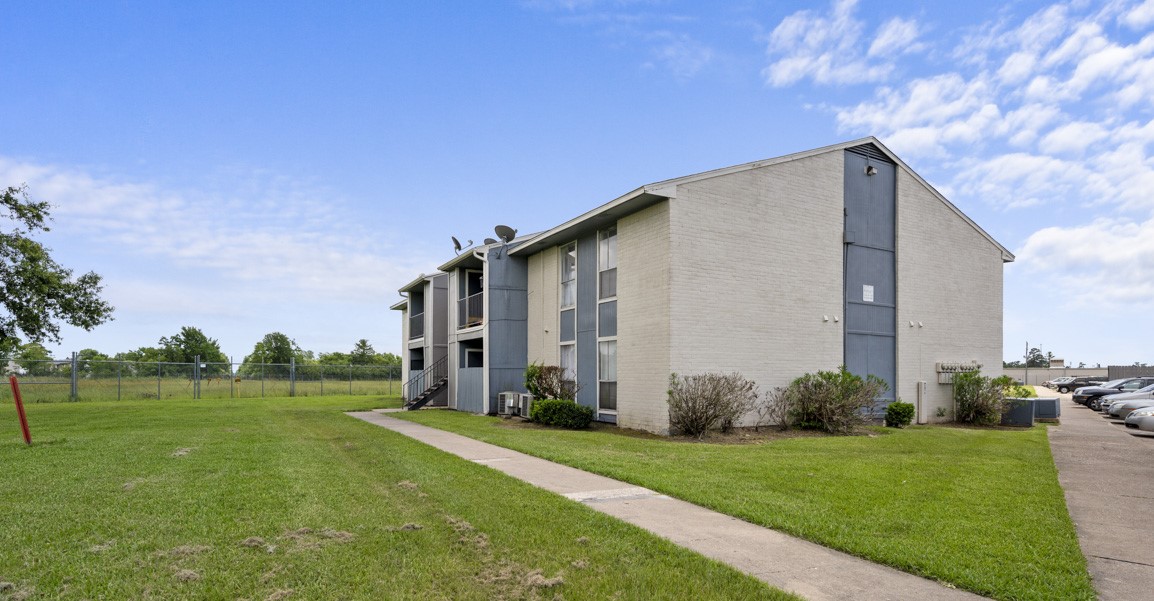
(524, 362, 578, 400)
(766, 366, 888, 434)
(953, 371, 1004, 426)
(529, 398, 593, 429)
(666, 372, 759, 438)
(885, 401, 916, 428)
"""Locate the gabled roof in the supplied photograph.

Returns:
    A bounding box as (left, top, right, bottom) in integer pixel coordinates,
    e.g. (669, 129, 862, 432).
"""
(437, 235, 537, 271)
(510, 136, 1014, 262)
(389, 298, 408, 311)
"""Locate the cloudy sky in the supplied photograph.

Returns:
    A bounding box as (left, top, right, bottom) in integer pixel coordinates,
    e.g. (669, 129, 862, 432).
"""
(2, 0, 1153, 366)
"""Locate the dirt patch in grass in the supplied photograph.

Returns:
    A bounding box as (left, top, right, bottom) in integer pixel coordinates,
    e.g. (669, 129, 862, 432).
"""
(265, 589, 294, 600)
(445, 515, 489, 550)
(88, 541, 114, 553)
(476, 560, 565, 600)
(0, 582, 34, 601)
(396, 480, 419, 490)
(171, 447, 194, 457)
(173, 568, 201, 582)
(276, 527, 356, 553)
(165, 544, 212, 557)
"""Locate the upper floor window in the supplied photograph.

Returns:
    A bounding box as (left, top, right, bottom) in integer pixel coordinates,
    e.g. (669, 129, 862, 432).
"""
(561, 242, 576, 308)
(598, 226, 617, 300)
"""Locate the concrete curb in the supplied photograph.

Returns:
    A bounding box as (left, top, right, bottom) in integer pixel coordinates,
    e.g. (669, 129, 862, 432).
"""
(348, 411, 987, 600)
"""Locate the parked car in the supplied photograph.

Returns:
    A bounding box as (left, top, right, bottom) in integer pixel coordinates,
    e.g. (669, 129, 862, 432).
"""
(1124, 406, 1154, 429)
(1108, 397, 1154, 419)
(1073, 377, 1154, 410)
(1098, 384, 1154, 414)
(1058, 376, 1108, 394)
(1044, 376, 1076, 389)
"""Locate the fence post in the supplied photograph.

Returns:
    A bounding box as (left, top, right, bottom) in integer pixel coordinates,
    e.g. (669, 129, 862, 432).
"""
(261, 361, 265, 398)
(348, 364, 353, 395)
(157, 361, 162, 400)
(194, 355, 200, 400)
(320, 364, 324, 396)
(117, 360, 122, 401)
(290, 358, 296, 398)
(230, 357, 234, 399)
(70, 351, 78, 401)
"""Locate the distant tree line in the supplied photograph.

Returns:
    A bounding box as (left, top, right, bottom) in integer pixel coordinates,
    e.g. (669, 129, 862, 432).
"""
(3, 326, 400, 377)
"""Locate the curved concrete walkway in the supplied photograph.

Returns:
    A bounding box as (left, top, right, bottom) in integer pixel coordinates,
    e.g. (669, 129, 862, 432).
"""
(1047, 393, 1154, 600)
(348, 410, 985, 601)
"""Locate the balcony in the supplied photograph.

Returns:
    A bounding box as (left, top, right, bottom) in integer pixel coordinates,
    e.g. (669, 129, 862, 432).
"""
(409, 312, 424, 339)
(458, 292, 484, 329)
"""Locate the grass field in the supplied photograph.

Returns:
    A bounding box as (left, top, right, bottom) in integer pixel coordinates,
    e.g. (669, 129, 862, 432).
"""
(396, 411, 1096, 601)
(1, 377, 403, 403)
(0, 396, 795, 600)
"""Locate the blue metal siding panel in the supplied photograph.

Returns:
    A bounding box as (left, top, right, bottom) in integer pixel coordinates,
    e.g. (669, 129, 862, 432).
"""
(457, 368, 485, 413)
(576, 234, 598, 410)
(844, 150, 897, 405)
(485, 252, 529, 410)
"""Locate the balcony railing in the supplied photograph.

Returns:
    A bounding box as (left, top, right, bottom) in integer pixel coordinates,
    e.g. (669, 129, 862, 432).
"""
(458, 292, 484, 329)
(409, 312, 424, 339)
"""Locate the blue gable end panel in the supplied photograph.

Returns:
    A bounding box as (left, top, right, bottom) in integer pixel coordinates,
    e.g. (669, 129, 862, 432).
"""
(844, 146, 897, 410)
(576, 234, 598, 410)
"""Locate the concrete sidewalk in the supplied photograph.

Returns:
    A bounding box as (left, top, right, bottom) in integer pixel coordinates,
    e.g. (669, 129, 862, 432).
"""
(1048, 395, 1154, 600)
(347, 410, 985, 601)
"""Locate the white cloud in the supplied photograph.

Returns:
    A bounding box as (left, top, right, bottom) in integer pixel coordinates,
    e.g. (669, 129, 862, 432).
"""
(0, 157, 437, 305)
(1038, 121, 1112, 154)
(868, 17, 923, 57)
(1121, 0, 1154, 29)
(645, 31, 714, 79)
(763, 0, 920, 86)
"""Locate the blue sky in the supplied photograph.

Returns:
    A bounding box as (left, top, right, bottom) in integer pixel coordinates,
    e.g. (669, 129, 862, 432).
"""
(2, 0, 1153, 366)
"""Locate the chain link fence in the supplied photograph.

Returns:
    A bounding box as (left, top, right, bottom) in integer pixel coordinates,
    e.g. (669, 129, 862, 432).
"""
(1, 355, 401, 403)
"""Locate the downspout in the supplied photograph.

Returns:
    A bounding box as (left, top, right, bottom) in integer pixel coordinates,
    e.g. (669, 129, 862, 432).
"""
(473, 248, 490, 414)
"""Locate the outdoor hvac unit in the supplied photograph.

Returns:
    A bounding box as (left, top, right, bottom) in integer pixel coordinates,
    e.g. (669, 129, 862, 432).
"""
(497, 391, 520, 415)
(518, 393, 534, 418)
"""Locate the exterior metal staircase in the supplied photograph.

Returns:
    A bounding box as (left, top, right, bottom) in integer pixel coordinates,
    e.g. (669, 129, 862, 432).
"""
(403, 355, 448, 410)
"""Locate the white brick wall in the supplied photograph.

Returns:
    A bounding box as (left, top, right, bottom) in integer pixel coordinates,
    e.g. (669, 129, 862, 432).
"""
(666, 152, 846, 423)
(895, 168, 1004, 421)
(526, 247, 560, 365)
(617, 203, 672, 433)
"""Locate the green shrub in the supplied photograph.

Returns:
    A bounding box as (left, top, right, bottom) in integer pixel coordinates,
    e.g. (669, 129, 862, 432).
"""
(524, 362, 578, 400)
(884, 401, 915, 428)
(998, 378, 1036, 399)
(767, 366, 887, 434)
(529, 398, 593, 429)
(666, 372, 759, 438)
(953, 371, 1005, 426)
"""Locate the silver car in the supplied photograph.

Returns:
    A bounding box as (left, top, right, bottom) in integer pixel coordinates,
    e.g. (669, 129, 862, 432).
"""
(1098, 384, 1154, 414)
(1124, 406, 1154, 429)
(1109, 398, 1154, 419)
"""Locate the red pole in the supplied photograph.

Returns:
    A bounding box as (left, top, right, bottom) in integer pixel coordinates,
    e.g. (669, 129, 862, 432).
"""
(9, 376, 31, 445)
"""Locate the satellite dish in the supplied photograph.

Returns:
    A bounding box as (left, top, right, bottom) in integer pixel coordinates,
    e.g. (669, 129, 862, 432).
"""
(483, 238, 499, 245)
(494, 225, 517, 243)
(451, 236, 472, 255)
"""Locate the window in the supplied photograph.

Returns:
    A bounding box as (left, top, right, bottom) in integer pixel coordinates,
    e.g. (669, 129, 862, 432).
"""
(598, 340, 617, 411)
(598, 226, 617, 299)
(561, 242, 576, 308)
(465, 349, 484, 368)
(560, 343, 576, 396)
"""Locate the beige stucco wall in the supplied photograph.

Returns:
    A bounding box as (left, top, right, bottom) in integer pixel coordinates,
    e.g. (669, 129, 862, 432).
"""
(666, 151, 846, 425)
(895, 168, 1005, 422)
(526, 246, 560, 366)
(616, 202, 672, 433)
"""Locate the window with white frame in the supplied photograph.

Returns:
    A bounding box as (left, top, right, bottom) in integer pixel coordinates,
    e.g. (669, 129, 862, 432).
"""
(561, 242, 576, 308)
(598, 340, 616, 411)
(598, 226, 617, 299)
(559, 343, 576, 398)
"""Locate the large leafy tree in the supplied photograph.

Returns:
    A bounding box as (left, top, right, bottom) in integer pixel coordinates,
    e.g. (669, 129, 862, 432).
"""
(241, 332, 309, 366)
(0, 185, 114, 349)
(158, 326, 228, 364)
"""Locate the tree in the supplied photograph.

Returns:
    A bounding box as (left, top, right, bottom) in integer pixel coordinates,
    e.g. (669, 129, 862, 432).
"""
(349, 339, 377, 365)
(14, 342, 56, 376)
(317, 351, 351, 365)
(157, 326, 227, 364)
(1003, 360, 1024, 368)
(239, 332, 310, 375)
(0, 184, 114, 349)
(1026, 347, 1049, 368)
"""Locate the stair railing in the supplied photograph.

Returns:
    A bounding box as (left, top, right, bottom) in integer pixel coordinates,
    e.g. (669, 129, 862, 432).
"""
(403, 355, 448, 401)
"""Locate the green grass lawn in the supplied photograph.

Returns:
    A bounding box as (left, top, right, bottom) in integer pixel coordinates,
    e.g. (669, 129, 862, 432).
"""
(0, 396, 795, 600)
(396, 411, 1095, 601)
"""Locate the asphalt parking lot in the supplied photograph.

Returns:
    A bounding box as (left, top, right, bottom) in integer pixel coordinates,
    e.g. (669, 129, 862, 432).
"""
(1047, 390, 1154, 600)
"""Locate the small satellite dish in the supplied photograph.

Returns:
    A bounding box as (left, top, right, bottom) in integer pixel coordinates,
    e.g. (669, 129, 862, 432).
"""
(483, 237, 499, 245)
(451, 236, 472, 255)
(494, 225, 517, 243)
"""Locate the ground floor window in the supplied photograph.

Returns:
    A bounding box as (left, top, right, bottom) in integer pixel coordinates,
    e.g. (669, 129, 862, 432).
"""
(598, 340, 616, 411)
(560, 343, 576, 399)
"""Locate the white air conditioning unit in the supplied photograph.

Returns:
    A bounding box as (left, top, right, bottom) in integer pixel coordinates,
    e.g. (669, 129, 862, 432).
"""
(497, 391, 520, 415)
(518, 393, 534, 418)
